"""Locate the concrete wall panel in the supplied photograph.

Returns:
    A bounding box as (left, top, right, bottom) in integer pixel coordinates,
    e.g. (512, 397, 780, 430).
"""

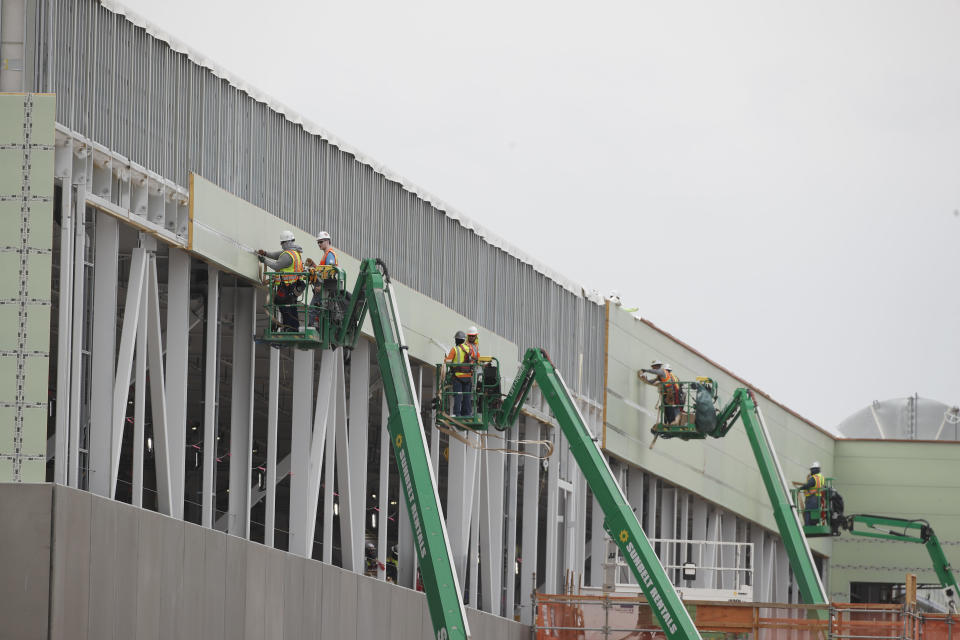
(282, 554, 305, 640)
(244, 543, 268, 640)
(87, 492, 119, 640)
(389, 586, 424, 640)
(224, 535, 249, 640)
(201, 526, 227, 640)
(114, 502, 142, 640)
(356, 576, 392, 640)
(50, 486, 91, 640)
(301, 558, 324, 640)
(319, 563, 343, 640)
(336, 569, 359, 640)
(0, 483, 52, 640)
(158, 516, 185, 640)
(264, 548, 286, 640)
(135, 510, 165, 640)
(178, 523, 206, 640)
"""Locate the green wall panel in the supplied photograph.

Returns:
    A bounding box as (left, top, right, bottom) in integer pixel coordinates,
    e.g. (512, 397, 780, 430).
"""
(0, 93, 55, 483)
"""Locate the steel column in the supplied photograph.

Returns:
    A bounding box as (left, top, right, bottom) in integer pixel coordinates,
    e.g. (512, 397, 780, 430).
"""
(145, 255, 173, 515)
(132, 285, 146, 507)
(88, 211, 118, 497)
(200, 265, 219, 528)
(288, 349, 314, 556)
(480, 446, 504, 614)
(227, 287, 255, 537)
(504, 427, 520, 614)
(519, 417, 540, 625)
(347, 338, 370, 570)
(165, 247, 191, 519)
(53, 179, 73, 486)
(67, 186, 86, 487)
(264, 347, 279, 547)
(544, 424, 560, 594)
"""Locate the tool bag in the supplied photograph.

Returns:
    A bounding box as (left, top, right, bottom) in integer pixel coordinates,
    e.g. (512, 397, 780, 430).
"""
(693, 382, 718, 435)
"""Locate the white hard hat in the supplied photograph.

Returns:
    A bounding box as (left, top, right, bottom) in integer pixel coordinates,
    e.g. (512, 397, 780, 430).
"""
(467, 326, 478, 335)
(316, 231, 331, 242)
(664, 364, 672, 371)
(651, 359, 664, 367)
(810, 461, 821, 469)
(279, 230, 295, 243)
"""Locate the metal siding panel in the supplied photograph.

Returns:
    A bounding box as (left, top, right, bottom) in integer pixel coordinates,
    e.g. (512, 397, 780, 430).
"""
(0, 484, 52, 640)
(50, 487, 91, 640)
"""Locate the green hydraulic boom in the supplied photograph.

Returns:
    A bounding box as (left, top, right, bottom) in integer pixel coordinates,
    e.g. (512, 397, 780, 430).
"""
(652, 384, 830, 607)
(260, 258, 470, 640)
(491, 348, 703, 640)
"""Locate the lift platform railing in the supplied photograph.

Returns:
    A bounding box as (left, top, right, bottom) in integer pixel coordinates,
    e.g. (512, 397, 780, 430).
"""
(259, 266, 348, 349)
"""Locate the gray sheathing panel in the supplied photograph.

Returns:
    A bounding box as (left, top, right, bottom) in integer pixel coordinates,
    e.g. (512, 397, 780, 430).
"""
(157, 515, 185, 640)
(243, 543, 268, 639)
(114, 501, 142, 639)
(200, 526, 227, 640)
(301, 557, 324, 639)
(356, 575, 392, 639)
(282, 553, 305, 640)
(49, 486, 91, 640)
(178, 523, 206, 640)
(223, 535, 249, 639)
(135, 510, 165, 640)
(389, 586, 423, 640)
(319, 563, 343, 639)
(264, 548, 286, 640)
(0, 483, 52, 640)
(87, 493, 119, 640)
(336, 569, 359, 640)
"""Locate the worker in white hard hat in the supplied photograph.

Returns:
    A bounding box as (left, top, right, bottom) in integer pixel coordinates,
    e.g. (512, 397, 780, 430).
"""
(640, 359, 682, 425)
(466, 326, 480, 362)
(444, 330, 474, 416)
(794, 461, 826, 526)
(304, 231, 340, 326)
(257, 230, 304, 331)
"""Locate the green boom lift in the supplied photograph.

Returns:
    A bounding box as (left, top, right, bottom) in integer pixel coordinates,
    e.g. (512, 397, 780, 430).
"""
(260, 258, 470, 640)
(792, 484, 959, 612)
(650, 380, 830, 607)
(436, 348, 704, 640)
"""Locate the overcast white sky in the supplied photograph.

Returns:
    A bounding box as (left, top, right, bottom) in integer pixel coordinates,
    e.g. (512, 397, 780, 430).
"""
(119, 0, 960, 431)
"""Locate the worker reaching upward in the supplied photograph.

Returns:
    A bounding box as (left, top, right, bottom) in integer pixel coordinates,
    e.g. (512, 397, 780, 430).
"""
(445, 330, 475, 417)
(466, 326, 480, 361)
(640, 360, 681, 425)
(257, 230, 304, 331)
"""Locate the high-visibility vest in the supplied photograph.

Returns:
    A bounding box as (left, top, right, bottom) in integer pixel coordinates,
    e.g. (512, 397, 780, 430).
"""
(449, 343, 473, 378)
(320, 249, 338, 266)
(467, 340, 479, 362)
(804, 473, 825, 499)
(279, 249, 303, 284)
(662, 371, 680, 405)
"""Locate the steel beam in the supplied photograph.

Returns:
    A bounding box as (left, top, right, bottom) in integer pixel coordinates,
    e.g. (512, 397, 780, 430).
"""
(88, 211, 118, 497)
(110, 247, 147, 497)
(479, 446, 504, 614)
(227, 287, 255, 537)
(132, 285, 146, 507)
(200, 265, 219, 528)
(332, 349, 355, 571)
(53, 179, 73, 486)
(145, 255, 173, 515)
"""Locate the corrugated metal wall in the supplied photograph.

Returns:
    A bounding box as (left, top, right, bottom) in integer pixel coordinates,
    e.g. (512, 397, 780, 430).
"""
(40, 0, 606, 401)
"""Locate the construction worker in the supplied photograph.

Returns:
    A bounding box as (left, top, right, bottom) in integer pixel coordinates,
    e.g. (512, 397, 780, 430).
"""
(445, 330, 475, 416)
(304, 231, 339, 326)
(640, 360, 681, 424)
(797, 462, 826, 526)
(257, 230, 304, 331)
(466, 326, 480, 361)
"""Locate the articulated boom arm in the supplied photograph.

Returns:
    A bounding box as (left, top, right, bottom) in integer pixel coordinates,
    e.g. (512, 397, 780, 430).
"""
(715, 389, 829, 606)
(499, 349, 702, 640)
(845, 515, 960, 600)
(346, 259, 470, 640)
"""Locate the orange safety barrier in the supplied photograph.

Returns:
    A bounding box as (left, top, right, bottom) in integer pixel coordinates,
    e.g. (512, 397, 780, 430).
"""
(534, 593, 959, 640)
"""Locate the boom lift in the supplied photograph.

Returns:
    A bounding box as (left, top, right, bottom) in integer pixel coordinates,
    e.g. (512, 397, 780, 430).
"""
(650, 381, 830, 607)
(793, 485, 959, 612)
(437, 348, 704, 640)
(260, 259, 471, 640)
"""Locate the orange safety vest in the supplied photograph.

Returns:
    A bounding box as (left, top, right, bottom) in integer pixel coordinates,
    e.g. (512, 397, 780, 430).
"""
(447, 343, 473, 379)
(661, 371, 680, 405)
(467, 340, 479, 362)
(279, 249, 303, 284)
(320, 249, 338, 266)
(804, 473, 825, 499)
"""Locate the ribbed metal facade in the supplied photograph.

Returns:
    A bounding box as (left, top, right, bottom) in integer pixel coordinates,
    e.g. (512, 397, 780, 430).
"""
(38, 0, 605, 401)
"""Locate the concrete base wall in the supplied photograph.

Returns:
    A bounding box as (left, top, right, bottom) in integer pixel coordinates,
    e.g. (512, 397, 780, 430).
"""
(0, 483, 528, 640)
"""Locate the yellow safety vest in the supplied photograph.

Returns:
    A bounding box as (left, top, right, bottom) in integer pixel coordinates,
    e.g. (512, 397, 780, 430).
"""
(279, 249, 303, 284)
(451, 343, 473, 379)
(804, 473, 825, 499)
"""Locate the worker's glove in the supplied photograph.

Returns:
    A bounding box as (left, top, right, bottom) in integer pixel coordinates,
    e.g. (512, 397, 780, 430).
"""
(257, 249, 266, 256)
(304, 257, 316, 268)
(257, 254, 265, 263)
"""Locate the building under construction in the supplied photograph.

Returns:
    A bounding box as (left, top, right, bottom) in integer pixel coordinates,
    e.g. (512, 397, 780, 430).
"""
(1, 1, 958, 638)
